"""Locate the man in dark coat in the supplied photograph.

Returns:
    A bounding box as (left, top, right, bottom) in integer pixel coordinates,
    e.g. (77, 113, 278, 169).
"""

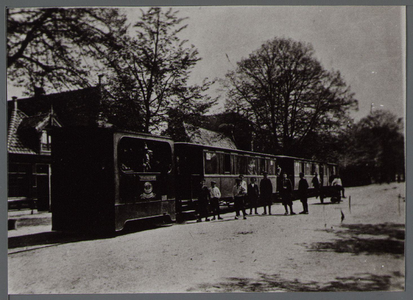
(197, 179, 210, 222)
(260, 172, 273, 215)
(248, 177, 259, 215)
(298, 172, 309, 214)
(280, 173, 295, 215)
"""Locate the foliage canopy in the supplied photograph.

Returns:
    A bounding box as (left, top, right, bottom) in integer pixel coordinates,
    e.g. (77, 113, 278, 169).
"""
(223, 37, 358, 155)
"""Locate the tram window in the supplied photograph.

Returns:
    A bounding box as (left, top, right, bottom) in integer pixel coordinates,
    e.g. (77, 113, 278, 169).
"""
(118, 137, 172, 173)
(247, 157, 257, 175)
(216, 153, 224, 173)
(224, 154, 231, 173)
(268, 159, 276, 175)
(260, 158, 266, 173)
(232, 155, 239, 174)
(305, 163, 311, 175)
(294, 161, 301, 175)
(205, 151, 219, 174)
(238, 155, 248, 175)
(256, 158, 262, 174)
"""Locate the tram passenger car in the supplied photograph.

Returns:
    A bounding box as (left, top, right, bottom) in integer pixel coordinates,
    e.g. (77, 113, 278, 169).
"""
(276, 155, 338, 194)
(51, 127, 175, 233)
(174, 143, 279, 211)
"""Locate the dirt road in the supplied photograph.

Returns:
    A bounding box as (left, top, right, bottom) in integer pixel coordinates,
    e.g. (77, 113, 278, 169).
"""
(8, 182, 405, 293)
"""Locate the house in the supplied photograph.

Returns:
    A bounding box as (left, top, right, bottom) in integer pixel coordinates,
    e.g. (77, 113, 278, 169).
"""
(7, 86, 104, 211)
(7, 85, 237, 211)
(182, 122, 237, 149)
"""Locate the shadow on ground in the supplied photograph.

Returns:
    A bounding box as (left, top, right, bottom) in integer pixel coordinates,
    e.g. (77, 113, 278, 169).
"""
(188, 272, 403, 292)
(307, 223, 404, 257)
(188, 222, 405, 292)
(8, 220, 167, 252)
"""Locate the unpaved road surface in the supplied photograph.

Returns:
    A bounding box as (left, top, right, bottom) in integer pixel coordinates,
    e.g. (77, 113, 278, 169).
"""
(8, 183, 405, 293)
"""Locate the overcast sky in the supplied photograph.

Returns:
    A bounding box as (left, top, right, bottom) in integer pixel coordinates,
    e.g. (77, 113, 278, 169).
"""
(125, 5, 405, 122)
(8, 6, 405, 122)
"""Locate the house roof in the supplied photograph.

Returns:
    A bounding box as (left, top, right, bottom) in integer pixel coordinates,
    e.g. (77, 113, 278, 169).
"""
(19, 112, 62, 133)
(7, 107, 37, 155)
(8, 86, 103, 127)
(183, 123, 237, 149)
(7, 101, 63, 155)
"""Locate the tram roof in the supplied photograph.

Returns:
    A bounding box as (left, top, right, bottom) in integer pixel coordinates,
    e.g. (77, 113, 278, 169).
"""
(275, 155, 337, 165)
(175, 142, 278, 158)
(174, 142, 337, 165)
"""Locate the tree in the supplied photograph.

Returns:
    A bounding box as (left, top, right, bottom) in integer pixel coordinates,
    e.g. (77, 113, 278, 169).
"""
(7, 8, 128, 95)
(8, 7, 216, 135)
(350, 110, 404, 183)
(97, 7, 216, 133)
(223, 37, 358, 155)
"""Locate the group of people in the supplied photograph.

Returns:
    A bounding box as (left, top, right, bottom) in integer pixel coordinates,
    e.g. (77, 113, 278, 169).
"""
(311, 172, 346, 203)
(231, 173, 273, 220)
(196, 171, 315, 222)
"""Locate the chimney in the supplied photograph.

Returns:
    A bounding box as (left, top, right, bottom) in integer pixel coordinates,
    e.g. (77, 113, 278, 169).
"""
(98, 74, 104, 86)
(12, 96, 18, 110)
(34, 87, 45, 97)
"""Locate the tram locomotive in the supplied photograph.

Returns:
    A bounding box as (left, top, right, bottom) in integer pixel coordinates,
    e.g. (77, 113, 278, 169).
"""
(51, 127, 338, 233)
(51, 127, 175, 233)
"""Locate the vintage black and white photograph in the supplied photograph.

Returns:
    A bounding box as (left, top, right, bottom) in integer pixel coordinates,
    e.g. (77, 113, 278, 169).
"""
(6, 6, 406, 294)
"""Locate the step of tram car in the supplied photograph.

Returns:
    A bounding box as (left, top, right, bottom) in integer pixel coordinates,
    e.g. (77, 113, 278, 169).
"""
(177, 209, 197, 223)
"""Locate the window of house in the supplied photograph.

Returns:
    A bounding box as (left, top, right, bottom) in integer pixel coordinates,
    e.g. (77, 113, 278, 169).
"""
(40, 130, 52, 153)
(8, 163, 31, 197)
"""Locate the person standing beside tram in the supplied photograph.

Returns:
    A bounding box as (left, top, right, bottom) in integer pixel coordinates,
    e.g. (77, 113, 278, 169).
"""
(332, 175, 345, 198)
(298, 172, 309, 214)
(260, 171, 273, 215)
(280, 173, 295, 215)
(233, 178, 247, 219)
(239, 174, 248, 191)
(248, 177, 259, 215)
(239, 174, 248, 214)
(197, 179, 210, 222)
(210, 181, 223, 220)
(312, 172, 320, 199)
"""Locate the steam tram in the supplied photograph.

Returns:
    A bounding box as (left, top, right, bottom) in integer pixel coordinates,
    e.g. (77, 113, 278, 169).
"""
(51, 127, 338, 233)
(51, 127, 176, 233)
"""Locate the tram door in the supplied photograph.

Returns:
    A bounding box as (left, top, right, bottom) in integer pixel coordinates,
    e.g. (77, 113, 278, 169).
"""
(319, 165, 325, 186)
